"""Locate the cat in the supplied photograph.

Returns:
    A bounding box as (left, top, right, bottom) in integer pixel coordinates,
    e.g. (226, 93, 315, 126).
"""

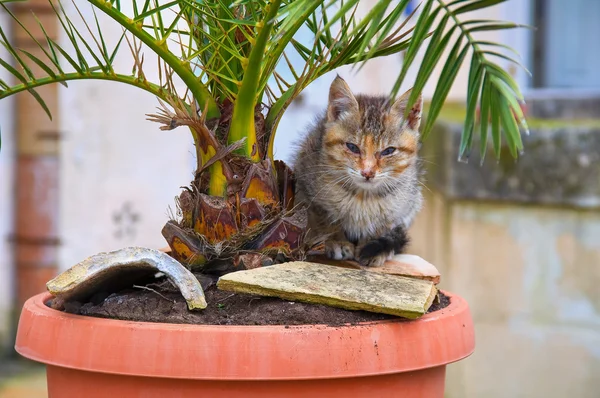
(293, 75, 423, 267)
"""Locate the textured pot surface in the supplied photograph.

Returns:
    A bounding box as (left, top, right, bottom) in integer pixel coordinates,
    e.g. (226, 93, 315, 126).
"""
(16, 291, 475, 398)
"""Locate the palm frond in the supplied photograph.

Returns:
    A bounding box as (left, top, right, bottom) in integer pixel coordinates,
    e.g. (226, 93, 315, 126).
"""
(0, 0, 220, 119)
(0, 0, 528, 162)
(1, 3, 146, 115)
(299, 0, 528, 160)
(264, 0, 528, 161)
(91, 0, 219, 117)
(394, 0, 527, 159)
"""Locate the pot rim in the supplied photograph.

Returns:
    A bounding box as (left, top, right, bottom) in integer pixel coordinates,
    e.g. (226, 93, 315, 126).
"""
(16, 290, 475, 381)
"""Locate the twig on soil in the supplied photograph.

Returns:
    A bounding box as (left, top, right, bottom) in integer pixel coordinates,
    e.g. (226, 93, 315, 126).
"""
(248, 297, 261, 307)
(220, 293, 236, 302)
(133, 285, 176, 304)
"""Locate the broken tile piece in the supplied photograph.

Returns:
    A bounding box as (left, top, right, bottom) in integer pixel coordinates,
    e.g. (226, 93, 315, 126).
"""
(307, 253, 441, 284)
(361, 254, 441, 284)
(47, 247, 207, 310)
(217, 261, 437, 319)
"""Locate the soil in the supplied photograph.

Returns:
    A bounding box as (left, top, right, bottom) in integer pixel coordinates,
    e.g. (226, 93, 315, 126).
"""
(54, 275, 451, 327)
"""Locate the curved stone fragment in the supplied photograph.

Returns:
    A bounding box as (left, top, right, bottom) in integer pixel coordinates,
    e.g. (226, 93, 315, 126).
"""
(47, 247, 207, 310)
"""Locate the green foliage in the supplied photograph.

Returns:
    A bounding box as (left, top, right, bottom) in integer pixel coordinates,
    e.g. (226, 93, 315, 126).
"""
(0, 0, 528, 161)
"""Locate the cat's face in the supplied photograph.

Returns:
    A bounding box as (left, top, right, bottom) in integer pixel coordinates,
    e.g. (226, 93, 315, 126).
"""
(322, 76, 422, 193)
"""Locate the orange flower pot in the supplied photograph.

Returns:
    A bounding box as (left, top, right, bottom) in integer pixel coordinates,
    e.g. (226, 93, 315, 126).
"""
(16, 291, 474, 398)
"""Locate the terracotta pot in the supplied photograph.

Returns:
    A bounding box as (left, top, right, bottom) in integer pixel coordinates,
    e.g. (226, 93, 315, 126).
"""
(16, 291, 474, 398)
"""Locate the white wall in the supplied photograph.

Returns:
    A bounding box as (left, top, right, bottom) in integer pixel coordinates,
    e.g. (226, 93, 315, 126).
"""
(0, 9, 15, 349)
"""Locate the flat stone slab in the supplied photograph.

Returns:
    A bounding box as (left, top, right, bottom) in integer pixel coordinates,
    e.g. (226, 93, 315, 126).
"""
(307, 254, 441, 284)
(47, 247, 207, 310)
(217, 262, 437, 319)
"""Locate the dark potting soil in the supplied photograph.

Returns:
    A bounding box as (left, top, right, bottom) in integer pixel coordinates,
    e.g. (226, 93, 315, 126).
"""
(53, 275, 451, 326)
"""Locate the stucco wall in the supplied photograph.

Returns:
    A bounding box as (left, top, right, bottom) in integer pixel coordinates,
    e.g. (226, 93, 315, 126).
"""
(410, 195, 600, 398)
(409, 117, 600, 397)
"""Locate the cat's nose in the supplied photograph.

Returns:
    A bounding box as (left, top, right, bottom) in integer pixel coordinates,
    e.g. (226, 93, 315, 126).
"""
(361, 169, 376, 180)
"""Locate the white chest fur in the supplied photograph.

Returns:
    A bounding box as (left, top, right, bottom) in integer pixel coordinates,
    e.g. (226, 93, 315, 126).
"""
(322, 188, 419, 241)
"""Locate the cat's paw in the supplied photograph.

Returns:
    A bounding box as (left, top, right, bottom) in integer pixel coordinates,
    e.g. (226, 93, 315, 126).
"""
(358, 253, 390, 267)
(325, 241, 356, 260)
(357, 240, 393, 267)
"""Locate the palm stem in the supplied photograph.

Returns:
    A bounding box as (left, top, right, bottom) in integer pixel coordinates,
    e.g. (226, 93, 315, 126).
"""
(228, 0, 282, 160)
(0, 72, 168, 102)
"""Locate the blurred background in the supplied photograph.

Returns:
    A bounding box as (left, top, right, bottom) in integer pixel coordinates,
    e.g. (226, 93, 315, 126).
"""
(1, 0, 599, 397)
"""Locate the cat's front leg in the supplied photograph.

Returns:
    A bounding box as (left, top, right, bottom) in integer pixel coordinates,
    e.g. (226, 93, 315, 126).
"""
(325, 240, 356, 260)
(356, 226, 409, 267)
(324, 231, 356, 260)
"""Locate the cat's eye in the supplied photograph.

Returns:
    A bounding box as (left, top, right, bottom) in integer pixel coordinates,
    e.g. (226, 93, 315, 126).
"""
(380, 147, 396, 156)
(346, 142, 361, 154)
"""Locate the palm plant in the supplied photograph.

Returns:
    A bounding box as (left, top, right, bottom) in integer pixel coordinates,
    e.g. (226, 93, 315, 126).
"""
(0, 0, 527, 271)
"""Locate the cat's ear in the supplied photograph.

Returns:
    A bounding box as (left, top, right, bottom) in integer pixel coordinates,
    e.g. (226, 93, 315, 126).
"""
(327, 75, 359, 122)
(390, 88, 423, 131)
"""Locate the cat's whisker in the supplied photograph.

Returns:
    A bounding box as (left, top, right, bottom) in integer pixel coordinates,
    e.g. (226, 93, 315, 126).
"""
(347, 168, 361, 178)
(416, 180, 432, 194)
(340, 177, 354, 192)
(417, 155, 439, 165)
(381, 179, 401, 197)
(308, 174, 351, 206)
(298, 166, 347, 178)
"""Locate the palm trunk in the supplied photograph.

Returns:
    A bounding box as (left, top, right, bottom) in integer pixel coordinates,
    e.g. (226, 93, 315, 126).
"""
(162, 102, 306, 273)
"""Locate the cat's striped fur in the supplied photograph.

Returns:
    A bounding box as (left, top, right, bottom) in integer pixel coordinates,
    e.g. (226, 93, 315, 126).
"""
(293, 76, 423, 267)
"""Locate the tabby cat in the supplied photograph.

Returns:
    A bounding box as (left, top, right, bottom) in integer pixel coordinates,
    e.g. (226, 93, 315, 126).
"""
(293, 76, 423, 267)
